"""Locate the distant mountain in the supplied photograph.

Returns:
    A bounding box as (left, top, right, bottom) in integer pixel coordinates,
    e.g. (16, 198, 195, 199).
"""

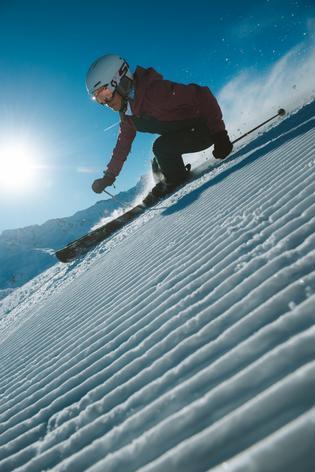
(0, 175, 149, 299)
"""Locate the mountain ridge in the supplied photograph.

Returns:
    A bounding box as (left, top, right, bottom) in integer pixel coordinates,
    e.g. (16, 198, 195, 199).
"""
(0, 175, 148, 297)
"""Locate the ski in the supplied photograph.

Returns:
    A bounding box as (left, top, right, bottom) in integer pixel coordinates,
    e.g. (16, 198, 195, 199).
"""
(55, 203, 148, 262)
(55, 181, 186, 263)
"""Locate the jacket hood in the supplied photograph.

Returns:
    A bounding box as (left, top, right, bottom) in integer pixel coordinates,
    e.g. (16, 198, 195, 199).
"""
(132, 66, 163, 115)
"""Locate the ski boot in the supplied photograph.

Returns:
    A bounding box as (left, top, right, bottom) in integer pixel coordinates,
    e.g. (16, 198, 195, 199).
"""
(143, 164, 191, 207)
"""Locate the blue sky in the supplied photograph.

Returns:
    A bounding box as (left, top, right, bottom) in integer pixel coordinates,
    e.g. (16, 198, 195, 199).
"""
(0, 0, 314, 232)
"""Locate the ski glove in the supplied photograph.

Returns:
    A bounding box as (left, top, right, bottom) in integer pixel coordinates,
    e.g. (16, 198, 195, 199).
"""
(92, 171, 116, 193)
(212, 130, 233, 160)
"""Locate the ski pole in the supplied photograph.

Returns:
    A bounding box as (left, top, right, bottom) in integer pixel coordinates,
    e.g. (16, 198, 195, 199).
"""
(231, 108, 286, 145)
(103, 189, 131, 210)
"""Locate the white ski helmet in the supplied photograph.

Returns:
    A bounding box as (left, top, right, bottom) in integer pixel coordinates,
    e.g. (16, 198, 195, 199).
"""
(86, 54, 133, 98)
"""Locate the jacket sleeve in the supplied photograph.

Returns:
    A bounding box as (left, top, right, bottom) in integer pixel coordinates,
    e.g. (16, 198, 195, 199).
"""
(106, 116, 137, 177)
(198, 86, 226, 135)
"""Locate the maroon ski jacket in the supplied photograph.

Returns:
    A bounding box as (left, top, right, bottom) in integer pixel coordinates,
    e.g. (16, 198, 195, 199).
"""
(107, 66, 226, 177)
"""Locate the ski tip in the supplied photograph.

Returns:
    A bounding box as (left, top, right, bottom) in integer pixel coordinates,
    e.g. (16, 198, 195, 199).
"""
(278, 108, 286, 116)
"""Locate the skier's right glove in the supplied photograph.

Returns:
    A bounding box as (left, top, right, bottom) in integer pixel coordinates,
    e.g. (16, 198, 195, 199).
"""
(212, 130, 233, 160)
(92, 171, 116, 193)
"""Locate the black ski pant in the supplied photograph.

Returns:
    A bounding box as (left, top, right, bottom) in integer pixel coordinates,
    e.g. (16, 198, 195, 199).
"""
(132, 115, 215, 185)
(152, 121, 214, 184)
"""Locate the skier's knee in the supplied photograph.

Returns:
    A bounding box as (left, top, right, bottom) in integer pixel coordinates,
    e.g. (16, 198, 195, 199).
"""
(152, 136, 164, 157)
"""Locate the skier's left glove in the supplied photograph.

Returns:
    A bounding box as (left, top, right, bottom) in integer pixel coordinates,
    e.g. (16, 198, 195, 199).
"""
(212, 130, 233, 160)
(92, 171, 116, 193)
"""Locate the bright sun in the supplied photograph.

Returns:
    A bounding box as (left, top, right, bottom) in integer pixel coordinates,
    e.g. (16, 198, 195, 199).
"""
(0, 142, 37, 193)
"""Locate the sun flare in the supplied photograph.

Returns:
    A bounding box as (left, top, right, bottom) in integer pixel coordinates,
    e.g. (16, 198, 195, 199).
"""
(0, 141, 37, 193)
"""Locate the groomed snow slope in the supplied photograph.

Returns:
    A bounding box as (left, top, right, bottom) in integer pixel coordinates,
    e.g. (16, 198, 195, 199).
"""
(0, 101, 315, 472)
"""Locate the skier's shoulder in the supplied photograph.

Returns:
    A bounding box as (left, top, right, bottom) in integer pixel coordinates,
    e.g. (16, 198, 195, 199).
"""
(135, 66, 168, 94)
(135, 65, 163, 83)
(134, 66, 207, 106)
(135, 65, 209, 93)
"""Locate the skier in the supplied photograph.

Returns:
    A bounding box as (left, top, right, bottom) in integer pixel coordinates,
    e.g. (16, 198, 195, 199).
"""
(87, 54, 233, 198)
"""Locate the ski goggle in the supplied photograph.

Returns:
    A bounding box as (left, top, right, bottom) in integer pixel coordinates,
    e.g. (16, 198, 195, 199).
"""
(92, 85, 113, 105)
